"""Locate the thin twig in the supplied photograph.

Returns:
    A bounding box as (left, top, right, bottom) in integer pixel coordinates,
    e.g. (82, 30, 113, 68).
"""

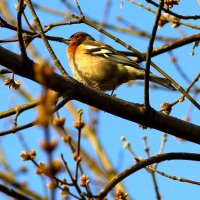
(0, 121, 36, 136)
(17, 0, 28, 60)
(117, 16, 176, 42)
(129, 0, 200, 30)
(142, 136, 161, 200)
(168, 51, 191, 84)
(32, 2, 67, 17)
(73, 0, 84, 16)
(0, 101, 38, 120)
(0, 16, 67, 43)
(147, 0, 200, 20)
(22, 11, 35, 32)
(44, 20, 80, 33)
(26, 0, 68, 77)
(160, 72, 200, 111)
(61, 154, 86, 200)
(144, 0, 164, 109)
(0, 38, 19, 43)
(157, 133, 167, 156)
(99, 0, 112, 41)
(148, 166, 200, 186)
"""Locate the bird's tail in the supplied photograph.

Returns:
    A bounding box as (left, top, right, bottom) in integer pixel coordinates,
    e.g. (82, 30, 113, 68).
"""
(125, 66, 176, 90)
(149, 74, 176, 91)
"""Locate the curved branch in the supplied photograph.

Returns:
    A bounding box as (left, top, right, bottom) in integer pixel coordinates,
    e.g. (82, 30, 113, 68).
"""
(121, 32, 200, 58)
(0, 46, 200, 144)
(152, 33, 200, 57)
(98, 152, 200, 198)
(147, 0, 200, 20)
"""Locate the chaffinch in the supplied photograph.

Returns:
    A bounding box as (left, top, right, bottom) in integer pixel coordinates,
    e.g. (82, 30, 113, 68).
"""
(66, 32, 175, 91)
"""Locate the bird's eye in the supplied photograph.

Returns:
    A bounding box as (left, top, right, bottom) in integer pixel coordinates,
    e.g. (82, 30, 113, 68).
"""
(76, 35, 80, 39)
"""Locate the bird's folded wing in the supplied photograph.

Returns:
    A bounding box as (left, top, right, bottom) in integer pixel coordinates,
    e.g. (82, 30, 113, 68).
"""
(85, 44, 144, 70)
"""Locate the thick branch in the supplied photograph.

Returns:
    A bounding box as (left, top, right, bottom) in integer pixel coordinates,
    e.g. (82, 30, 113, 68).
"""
(0, 46, 200, 144)
(0, 184, 32, 200)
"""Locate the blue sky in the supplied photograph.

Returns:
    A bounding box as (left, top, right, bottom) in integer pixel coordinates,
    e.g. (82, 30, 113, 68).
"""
(1, 0, 200, 199)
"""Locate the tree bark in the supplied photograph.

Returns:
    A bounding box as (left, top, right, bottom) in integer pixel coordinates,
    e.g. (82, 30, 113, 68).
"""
(0, 46, 200, 144)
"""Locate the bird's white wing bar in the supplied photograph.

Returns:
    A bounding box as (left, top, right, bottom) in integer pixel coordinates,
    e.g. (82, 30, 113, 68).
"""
(85, 45, 144, 70)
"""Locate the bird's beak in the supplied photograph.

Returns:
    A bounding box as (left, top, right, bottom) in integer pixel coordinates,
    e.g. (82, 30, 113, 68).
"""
(63, 38, 71, 45)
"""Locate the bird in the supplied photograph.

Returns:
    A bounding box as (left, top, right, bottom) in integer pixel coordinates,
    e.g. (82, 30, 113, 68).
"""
(65, 32, 175, 92)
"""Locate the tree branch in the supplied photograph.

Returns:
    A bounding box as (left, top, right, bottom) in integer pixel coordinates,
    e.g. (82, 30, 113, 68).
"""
(0, 184, 32, 200)
(144, 0, 164, 108)
(98, 152, 200, 198)
(0, 45, 200, 144)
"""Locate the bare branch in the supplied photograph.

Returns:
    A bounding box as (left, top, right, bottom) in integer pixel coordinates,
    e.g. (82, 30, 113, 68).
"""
(0, 46, 200, 144)
(98, 153, 200, 198)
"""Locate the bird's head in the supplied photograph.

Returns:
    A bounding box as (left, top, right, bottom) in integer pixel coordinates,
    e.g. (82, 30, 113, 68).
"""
(65, 32, 95, 46)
